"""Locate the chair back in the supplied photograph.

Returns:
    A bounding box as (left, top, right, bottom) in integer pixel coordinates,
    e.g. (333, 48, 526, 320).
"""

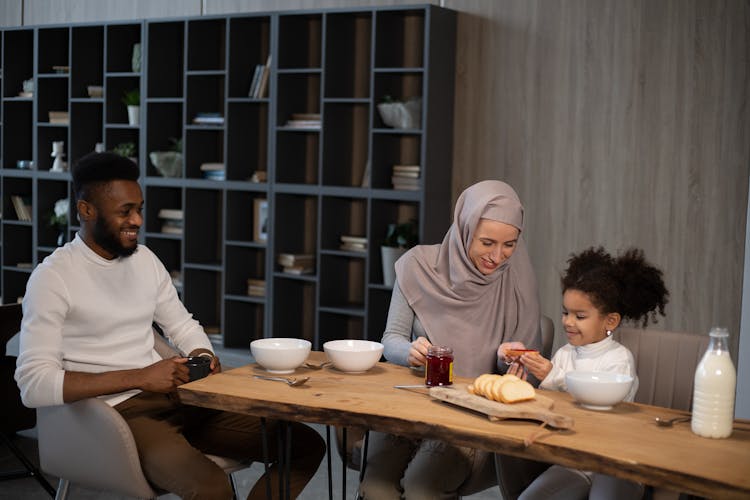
(613, 327, 709, 411)
(540, 314, 554, 359)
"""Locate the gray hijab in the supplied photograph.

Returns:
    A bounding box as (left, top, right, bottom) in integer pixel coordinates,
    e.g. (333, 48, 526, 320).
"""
(395, 180, 541, 377)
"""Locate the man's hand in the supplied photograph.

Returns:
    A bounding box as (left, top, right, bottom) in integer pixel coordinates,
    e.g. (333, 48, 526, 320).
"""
(138, 357, 190, 392)
(187, 349, 221, 374)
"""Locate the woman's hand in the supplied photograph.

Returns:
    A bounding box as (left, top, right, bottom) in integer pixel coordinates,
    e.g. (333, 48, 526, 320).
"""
(517, 352, 553, 381)
(407, 337, 432, 367)
(497, 341, 526, 363)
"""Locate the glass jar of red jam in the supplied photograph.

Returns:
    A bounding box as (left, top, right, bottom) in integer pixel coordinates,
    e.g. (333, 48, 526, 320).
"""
(425, 346, 454, 386)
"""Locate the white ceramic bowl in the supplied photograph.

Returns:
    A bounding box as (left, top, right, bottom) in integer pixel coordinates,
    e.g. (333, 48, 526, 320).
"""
(250, 338, 311, 374)
(323, 339, 384, 373)
(565, 371, 634, 410)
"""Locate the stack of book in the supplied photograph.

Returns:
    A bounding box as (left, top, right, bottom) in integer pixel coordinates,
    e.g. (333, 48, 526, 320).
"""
(248, 55, 272, 99)
(192, 112, 224, 125)
(158, 208, 183, 235)
(284, 113, 321, 129)
(200, 162, 225, 181)
(48, 111, 69, 124)
(339, 235, 367, 253)
(247, 278, 266, 297)
(391, 164, 421, 191)
(277, 253, 315, 275)
(10, 195, 32, 221)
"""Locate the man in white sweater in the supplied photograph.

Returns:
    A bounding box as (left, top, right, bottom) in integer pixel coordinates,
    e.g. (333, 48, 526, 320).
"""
(15, 152, 324, 499)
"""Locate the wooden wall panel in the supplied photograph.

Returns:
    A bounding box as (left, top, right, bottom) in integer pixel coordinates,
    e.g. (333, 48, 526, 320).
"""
(1, 0, 748, 355)
(449, 0, 750, 352)
(0, 0, 22, 27)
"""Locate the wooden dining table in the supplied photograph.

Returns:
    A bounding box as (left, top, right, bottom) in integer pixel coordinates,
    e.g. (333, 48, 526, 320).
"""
(177, 352, 750, 499)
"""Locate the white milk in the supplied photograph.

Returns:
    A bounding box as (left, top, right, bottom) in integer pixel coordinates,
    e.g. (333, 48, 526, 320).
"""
(691, 327, 736, 438)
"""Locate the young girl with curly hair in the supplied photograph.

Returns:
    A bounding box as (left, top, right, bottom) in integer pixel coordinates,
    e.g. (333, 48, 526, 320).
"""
(508, 246, 669, 500)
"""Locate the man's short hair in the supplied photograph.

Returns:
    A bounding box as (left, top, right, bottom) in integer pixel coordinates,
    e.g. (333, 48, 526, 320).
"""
(72, 152, 139, 201)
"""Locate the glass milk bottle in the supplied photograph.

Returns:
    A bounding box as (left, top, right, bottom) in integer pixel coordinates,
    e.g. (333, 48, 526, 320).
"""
(691, 327, 736, 438)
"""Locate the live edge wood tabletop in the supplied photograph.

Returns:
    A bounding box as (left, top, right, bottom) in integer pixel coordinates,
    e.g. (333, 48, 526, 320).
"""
(178, 351, 750, 499)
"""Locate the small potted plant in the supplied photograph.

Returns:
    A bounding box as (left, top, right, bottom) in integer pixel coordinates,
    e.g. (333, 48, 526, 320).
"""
(381, 220, 418, 286)
(112, 142, 137, 164)
(122, 88, 140, 125)
(377, 95, 422, 129)
(48, 197, 69, 246)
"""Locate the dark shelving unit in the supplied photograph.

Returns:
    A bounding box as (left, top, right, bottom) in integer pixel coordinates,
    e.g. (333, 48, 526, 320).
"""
(0, 5, 456, 355)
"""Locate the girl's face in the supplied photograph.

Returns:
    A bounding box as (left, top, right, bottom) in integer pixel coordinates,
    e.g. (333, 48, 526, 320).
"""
(468, 219, 519, 275)
(561, 289, 620, 346)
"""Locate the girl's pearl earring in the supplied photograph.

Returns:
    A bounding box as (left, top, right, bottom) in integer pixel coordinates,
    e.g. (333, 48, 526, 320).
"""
(606, 330, 612, 337)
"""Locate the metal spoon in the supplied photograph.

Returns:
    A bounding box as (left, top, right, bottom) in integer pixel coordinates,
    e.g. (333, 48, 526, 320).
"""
(655, 415, 691, 427)
(254, 375, 310, 387)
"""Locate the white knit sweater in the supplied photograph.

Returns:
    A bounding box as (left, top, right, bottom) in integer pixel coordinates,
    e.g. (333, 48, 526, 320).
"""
(15, 234, 212, 408)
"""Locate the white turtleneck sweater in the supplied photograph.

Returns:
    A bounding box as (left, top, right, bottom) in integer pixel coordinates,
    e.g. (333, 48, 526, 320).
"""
(15, 234, 213, 408)
(540, 336, 638, 401)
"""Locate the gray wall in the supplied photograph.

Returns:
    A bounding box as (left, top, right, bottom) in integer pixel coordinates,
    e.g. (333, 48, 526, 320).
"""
(3, 0, 749, 414)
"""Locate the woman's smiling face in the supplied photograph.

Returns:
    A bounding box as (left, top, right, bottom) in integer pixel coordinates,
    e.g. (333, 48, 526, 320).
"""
(468, 219, 519, 275)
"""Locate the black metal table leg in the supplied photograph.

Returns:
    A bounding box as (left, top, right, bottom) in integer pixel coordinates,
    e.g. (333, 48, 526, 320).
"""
(325, 425, 333, 500)
(260, 418, 272, 500)
(342, 427, 347, 500)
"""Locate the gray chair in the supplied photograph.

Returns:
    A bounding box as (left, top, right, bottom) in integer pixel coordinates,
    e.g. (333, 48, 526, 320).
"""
(37, 330, 246, 499)
(494, 326, 711, 500)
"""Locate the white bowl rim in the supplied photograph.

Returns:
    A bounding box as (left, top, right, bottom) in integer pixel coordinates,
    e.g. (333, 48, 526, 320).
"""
(323, 339, 384, 351)
(565, 371, 634, 383)
(251, 337, 311, 349)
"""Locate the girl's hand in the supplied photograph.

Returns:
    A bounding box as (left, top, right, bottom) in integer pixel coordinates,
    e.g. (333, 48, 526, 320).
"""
(408, 337, 432, 367)
(518, 352, 553, 381)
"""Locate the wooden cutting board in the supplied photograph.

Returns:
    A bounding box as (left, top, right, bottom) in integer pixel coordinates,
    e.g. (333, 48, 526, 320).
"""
(430, 384, 574, 429)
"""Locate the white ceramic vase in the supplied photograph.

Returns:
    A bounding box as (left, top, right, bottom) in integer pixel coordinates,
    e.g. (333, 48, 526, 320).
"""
(381, 246, 407, 287)
(127, 105, 140, 126)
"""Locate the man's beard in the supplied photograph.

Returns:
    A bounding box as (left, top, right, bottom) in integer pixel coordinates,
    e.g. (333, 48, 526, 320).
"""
(92, 214, 138, 258)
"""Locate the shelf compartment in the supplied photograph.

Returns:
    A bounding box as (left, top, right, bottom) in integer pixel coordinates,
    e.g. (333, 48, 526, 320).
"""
(2, 267, 33, 304)
(145, 236, 182, 279)
(226, 102, 267, 181)
(373, 73, 423, 130)
(186, 75, 225, 128)
(184, 188, 222, 265)
(3, 29, 33, 99)
(106, 24, 141, 74)
(2, 224, 32, 268)
(187, 18, 226, 72)
(146, 102, 183, 178)
(319, 254, 365, 311)
(273, 193, 318, 260)
(145, 185, 182, 235)
(2, 101, 33, 168)
(325, 12, 371, 99)
(37, 179, 69, 248)
(37, 77, 69, 124)
(105, 75, 140, 125)
(370, 134, 421, 190)
(184, 128, 223, 180)
(228, 16, 271, 99)
(183, 267, 221, 340)
(224, 300, 264, 348)
(271, 277, 315, 342)
(3, 177, 32, 222)
(275, 131, 319, 185)
(278, 14, 322, 70)
(366, 287, 393, 342)
(317, 311, 364, 348)
(369, 199, 418, 285)
(276, 73, 320, 127)
(375, 10, 424, 69)
(105, 128, 139, 162)
(36, 126, 69, 172)
(225, 245, 265, 297)
(320, 196, 367, 252)
(226, 191, 267, 243)
(322, 102, 369, 187)
(147, 21, 185, 98)
(38, 27, 69, 75)
(70, 102, 103, 162)
(71, 26, 104, 99)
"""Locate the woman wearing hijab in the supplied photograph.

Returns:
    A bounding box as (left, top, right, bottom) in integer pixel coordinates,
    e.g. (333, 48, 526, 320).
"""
(359, 180, 541, 499)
